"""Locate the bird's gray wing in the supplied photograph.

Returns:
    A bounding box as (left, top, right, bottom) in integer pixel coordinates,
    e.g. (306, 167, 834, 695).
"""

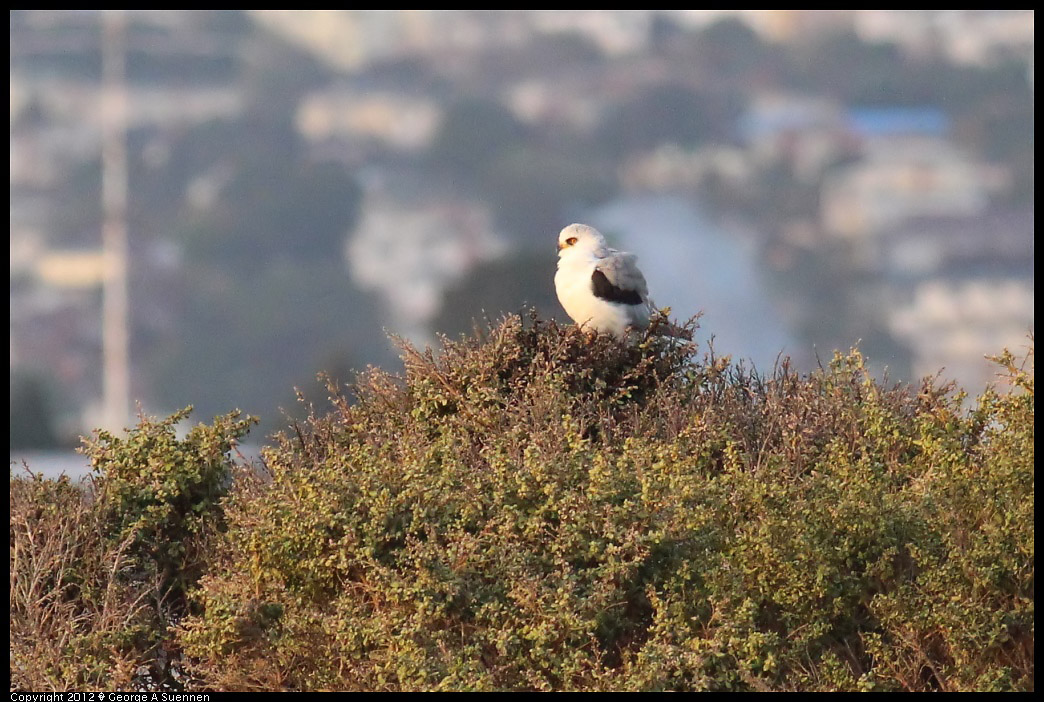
(591, 251, 649, 305)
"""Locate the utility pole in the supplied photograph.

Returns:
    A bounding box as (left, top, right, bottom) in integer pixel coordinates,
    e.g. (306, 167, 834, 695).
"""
(101, 9, 130, 432)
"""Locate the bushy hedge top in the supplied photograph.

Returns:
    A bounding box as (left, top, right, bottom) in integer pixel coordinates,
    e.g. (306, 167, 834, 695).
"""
(11, 315, 1034, 692)
(180, 317, 1033, 691)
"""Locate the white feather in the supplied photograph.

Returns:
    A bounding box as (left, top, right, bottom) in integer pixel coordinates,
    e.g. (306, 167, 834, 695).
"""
(554, 223, 657, 337)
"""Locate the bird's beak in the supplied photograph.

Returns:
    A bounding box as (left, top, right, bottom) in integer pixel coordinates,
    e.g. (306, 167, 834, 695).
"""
(557, 241, 567, 251)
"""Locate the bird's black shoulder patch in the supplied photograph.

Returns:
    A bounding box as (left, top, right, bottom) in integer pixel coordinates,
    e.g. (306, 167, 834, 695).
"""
(591, 269, 643, 305)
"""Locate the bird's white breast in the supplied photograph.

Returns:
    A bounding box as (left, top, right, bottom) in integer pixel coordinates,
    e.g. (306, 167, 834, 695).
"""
(555, 252, 641, 337)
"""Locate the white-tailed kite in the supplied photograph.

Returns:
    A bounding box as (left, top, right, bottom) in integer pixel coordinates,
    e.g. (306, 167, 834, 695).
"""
(554, 223, 691, 339)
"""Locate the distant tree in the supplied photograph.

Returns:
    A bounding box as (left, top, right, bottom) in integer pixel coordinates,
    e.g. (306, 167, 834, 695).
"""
(783, 31, 907, 103)
(462, 30, 604, 85)
(480, 145, 617, 246)
(363, 55, 444, 93)
(430, 253, 564, 339)
(48, 159, 103, 248)
(129, 30, 374, 433)
(428, 98, 529, 186)
(10, 372, 60, 450)
(424, 94, 620, 245)
(181, 157, 363, 267)
(191, 9, 254, 35)
(649, 13, 684, 52)
(10, 95, 48, 132)
(148, 260, 392, 436)
(239, 37, 333, 131)
(597, 83, 728, 156)
(516, 31, 605, 73)
(692, 17, 771, 79)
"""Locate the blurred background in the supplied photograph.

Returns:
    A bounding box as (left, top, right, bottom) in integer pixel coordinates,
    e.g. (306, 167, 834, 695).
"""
(10, 11, 1034, 470)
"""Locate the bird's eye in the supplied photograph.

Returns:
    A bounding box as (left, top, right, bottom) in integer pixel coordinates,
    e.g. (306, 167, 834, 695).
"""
(566, 237, 578, 246)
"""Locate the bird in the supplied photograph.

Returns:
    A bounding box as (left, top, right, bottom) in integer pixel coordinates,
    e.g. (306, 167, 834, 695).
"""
(554, 223, 691, 339)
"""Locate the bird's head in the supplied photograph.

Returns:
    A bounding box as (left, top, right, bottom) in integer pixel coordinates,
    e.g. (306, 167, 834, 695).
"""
(557, 223, 607, 257)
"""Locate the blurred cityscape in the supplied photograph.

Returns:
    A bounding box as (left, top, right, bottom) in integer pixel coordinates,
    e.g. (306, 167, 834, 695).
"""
(10, 10, 1035, 452)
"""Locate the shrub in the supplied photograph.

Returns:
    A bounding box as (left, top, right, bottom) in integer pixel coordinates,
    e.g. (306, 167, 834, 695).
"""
(86, 408, 258, 597)
(10, 474, 153, 690)
(172, 316, 1033, 691)
(10, 408, 256, 691)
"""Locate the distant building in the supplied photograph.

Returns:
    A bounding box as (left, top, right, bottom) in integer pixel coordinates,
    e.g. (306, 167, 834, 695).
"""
(818, 105, 1013, 243)
(878, 209, 1034, 394)
(854, 10, 1034, 68)
(10, 14, 243, 189)
(739, 10, 856, 43)
(845, 107, 950, 140)
(815, 104, 1029, 395)
(10, 9, 246, 435)
(879, 209, 1034, 279)
(888, 277, 1033, 392)
(506, 78, 605, 131)
(820, 137, 1003, 240)
(527, 10, 655, 55)
(250, 10, 528, 70)
(346, 191, 508, 346)
(660, 10, 856, 43)
(296, 89, 442, 152)
(34, 250, 107, 289)
(619, 144, 752, 193)
(250, 11, 414, 71)
(739, 93, 853, 181)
